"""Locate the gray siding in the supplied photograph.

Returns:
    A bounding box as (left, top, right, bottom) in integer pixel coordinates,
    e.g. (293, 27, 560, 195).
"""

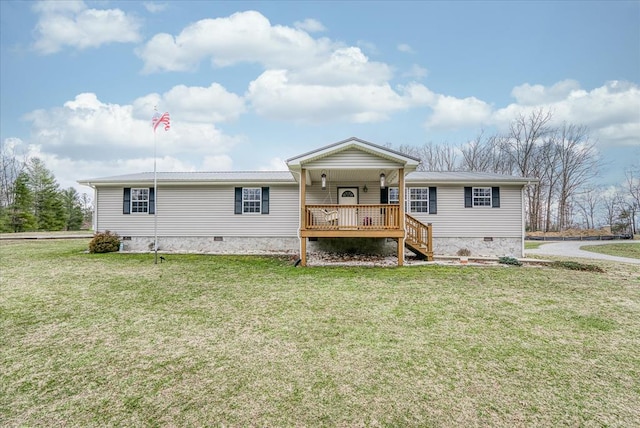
(304, 148, 402, 170)
(408, 185, 523, 238)
(96, 184, 299, 237)
(305, 181, 382, 204)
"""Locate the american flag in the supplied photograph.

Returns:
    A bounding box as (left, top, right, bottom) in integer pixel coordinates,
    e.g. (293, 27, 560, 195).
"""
(152, 111, 170, 132)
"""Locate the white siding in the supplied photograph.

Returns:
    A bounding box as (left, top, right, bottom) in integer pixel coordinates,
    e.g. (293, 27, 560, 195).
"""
(409, 185, 523, 238)
(304, 148, 402, 170)
(96, 185, 299, 237)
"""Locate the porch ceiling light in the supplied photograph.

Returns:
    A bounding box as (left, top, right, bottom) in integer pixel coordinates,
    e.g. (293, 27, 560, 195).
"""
(321, 171, 327, 190)
(380, 172, 386, 189)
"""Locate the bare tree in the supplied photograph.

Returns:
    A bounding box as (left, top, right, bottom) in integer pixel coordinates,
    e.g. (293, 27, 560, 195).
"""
(601, 188, 625, 232)
(553, 123, 599, 230)
(459, 131, 512, 174)
(0, 139, 27, 209)
(398, 142, 458, 171)
(507, 108, 554, 231)
(574, 185, 603, 230)
(624, 164, 640, 234)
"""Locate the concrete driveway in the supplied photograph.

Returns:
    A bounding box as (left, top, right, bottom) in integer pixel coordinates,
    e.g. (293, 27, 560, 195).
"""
(526, 240, 640, 265)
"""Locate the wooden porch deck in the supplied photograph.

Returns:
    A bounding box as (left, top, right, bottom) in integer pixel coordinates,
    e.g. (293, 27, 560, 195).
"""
(299, 204, 433, 262)
(302, 204, 402, 237)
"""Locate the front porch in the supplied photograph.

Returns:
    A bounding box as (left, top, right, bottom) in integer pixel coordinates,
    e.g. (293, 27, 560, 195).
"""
(299, 203, 433, 265)
(286, 137, 430, 266)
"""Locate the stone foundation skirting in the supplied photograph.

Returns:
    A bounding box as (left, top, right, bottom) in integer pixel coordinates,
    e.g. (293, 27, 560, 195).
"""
(121, 236, 299, 255)
(432, 237, 523, 258)
(119, 235, 523, 258)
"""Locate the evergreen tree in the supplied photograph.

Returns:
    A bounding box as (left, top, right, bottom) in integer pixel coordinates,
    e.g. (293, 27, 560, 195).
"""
(27, 158, 65, 231)
(8, 172, 36, 232)
(61, 187, 84, 231)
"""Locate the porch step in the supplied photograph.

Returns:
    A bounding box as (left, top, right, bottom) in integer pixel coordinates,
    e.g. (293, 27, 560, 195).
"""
(405, 239, 433, 260)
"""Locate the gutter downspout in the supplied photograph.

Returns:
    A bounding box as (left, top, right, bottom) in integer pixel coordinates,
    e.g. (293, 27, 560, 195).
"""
(522, 181, 531, 258)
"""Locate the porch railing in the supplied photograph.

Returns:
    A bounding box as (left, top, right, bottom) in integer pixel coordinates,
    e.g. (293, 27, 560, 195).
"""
(405, 213, 433, 254)
(305, 204, 400, 230)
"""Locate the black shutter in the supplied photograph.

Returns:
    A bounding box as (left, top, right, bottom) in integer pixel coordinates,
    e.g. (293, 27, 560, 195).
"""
(261, 187, 269, 214)
(123, 188, 131, 214)
(492, 187, 500, 208)
(149, 187, 155, 214)
(234, 187, 242, 214)
(429, 187, 437, 214)
(380, 188, 389, 204)
(464, 187, 473, 208)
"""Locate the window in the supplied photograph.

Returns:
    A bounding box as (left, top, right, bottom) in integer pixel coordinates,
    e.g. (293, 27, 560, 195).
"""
(388, 187, 399, 204)
(131, 188, 150, 213)
(386, 187, 437, 214)
(473, 187, 492, 207)
(242, 187, 262, 213)
(464, 187, 500, 208)
(235, 187, 270, 215)
(408, 187, 429, 213)
(123, 187, 154, 214)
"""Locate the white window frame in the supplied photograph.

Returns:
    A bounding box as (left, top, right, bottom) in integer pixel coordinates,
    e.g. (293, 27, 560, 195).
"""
(389, 187, 431, 214)
(389, 187, 400, 204)
(131, 188, 149, 213)
(242, 187, 262, 214)
(473, 187, 492, 207)
(408, 187, 429, 213)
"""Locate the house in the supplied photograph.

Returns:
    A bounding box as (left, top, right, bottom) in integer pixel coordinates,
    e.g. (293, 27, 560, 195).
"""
(78, 137, 537, 266)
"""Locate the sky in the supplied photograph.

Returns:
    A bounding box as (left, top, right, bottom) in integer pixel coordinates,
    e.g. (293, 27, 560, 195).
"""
(1, 0, 639, 195)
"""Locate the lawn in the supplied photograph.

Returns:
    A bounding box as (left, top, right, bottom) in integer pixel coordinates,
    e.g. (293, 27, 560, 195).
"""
(524, 241, 545, 250)
(582, 242, 640, 259)
(1, 240, 639, 426)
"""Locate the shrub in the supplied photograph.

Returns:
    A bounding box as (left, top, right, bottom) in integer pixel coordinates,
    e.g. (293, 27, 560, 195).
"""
(456, 248, 471, 257)
(89, 230, 121, 254)
(498, 256, 522, 266)
(550, 261, 604, 273)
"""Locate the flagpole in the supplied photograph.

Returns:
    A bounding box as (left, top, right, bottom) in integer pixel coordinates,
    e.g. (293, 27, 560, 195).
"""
(151, 109, 169, 265)
(154, 129, 158, 265)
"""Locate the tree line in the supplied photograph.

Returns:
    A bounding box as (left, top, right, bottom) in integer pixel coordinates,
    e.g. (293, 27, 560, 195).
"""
(1, 108, 637, 235)
(0, 146, 92, 233)
(395, 108, 638, 235)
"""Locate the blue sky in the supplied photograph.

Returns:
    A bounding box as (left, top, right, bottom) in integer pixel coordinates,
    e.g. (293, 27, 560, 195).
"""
(1, 0, 638, 194)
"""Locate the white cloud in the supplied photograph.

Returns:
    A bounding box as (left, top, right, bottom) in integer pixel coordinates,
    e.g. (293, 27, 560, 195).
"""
(422, 80, 640, 150)
(161, 83, 246, 123)
(511, 79, 581, 105)
(32, 0, 141, 54)
(426, 95, 493, 129)
(496, 80, 640, 147)
(403, 64, 429, 80)
(143, 2, 168, 13)
(397, 43, 414, 54)
(291, 47, 392, 86)
(259, 157, 288, 171)
(137, 10, 335, 73)
(294, 18, 326, 33)
(21, 91, 243, 190)
(246, 70, 431, 124)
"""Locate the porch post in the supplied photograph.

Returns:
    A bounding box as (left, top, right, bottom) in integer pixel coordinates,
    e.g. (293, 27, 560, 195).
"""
(300, 168, 307, 266)
(397, 167, 405, 266)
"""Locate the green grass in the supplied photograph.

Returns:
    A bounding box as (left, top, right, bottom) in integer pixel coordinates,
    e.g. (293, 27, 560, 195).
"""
(581, 242, 640, 259)
(524, 241, 546, 250)
(2, 240, 640, 426)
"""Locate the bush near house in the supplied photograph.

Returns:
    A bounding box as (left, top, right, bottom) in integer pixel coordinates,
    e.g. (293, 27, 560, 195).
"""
(88, 230, 120, 253)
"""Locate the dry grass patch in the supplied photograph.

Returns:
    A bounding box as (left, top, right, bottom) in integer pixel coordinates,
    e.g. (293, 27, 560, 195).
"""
(1, 240, 639, 426)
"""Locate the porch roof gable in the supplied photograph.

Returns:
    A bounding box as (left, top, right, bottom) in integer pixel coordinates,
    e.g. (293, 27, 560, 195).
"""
(286, 137, 421, 171)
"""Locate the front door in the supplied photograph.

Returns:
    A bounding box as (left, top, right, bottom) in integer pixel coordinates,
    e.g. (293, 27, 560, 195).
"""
(338, 187, 358, 227)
